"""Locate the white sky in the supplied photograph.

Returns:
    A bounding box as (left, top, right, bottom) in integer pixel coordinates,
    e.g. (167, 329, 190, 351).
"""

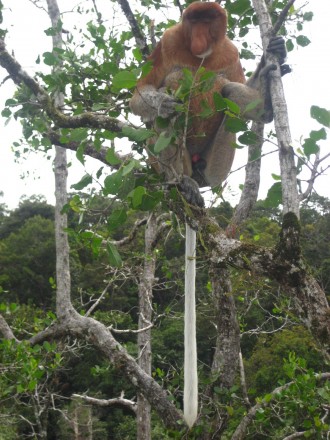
(0, 1, 329, 210)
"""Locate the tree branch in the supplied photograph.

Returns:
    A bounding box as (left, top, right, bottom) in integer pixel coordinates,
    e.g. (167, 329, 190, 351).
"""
(0, 38, 129, 133)
(273, 0, 296, 35)
(117, 0, 149, 57)
(72, 392, 137, 414)
(47, 130, 133, 167)
(27, 315, 184, 430)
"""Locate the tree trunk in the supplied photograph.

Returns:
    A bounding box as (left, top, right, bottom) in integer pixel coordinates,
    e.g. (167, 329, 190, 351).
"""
(203, 266, 240, 437)
(137, 213, 157, 440)
(45, 0, 74, 321)
(251, 0, 300, 216)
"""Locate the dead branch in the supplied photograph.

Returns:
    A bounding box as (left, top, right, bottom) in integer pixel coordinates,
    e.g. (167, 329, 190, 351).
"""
(72, 392, 137, 413)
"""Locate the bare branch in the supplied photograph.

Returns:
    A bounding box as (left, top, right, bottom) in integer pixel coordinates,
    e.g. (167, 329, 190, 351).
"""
(273, 0, 296, 35)
(72, 392, 137, 414)
(25, 314, 184, 429)
(85, 281, 112, 317)
(117, 0, 149, 56)
(113, 217, 148, 246)
(109, 322, 154, 334)
(282, 432, 309, 440)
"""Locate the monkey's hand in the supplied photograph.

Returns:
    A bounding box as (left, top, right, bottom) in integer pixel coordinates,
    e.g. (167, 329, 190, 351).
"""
(138, 89, 178, 122)
(266, 36, 291, 76)
(258, 37, 291, 123)
(178, 176, 205, 208)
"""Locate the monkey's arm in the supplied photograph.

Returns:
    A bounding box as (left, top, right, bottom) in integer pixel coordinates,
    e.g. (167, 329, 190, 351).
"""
(221, 36, 291, 123)
(129, 41, 178, 122)
(130, 84, 178, 122)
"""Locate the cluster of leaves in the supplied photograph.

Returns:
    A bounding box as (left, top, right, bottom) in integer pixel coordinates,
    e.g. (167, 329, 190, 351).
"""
(249, 354, 329, 439)
(0, 337, 61, 396)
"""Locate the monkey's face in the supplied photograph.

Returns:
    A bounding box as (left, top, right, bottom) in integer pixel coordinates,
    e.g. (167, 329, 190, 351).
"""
(182, 2, 227, 58)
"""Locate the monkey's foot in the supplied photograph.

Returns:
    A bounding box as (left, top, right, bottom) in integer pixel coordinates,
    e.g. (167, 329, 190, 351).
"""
(178, 176, 205, 208)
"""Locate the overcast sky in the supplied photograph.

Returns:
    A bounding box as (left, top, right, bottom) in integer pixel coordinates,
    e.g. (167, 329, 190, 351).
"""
(0, 0, 329, 210)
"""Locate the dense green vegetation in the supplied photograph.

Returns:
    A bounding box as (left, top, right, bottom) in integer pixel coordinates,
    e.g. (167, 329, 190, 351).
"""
(0, 195, 328, 438)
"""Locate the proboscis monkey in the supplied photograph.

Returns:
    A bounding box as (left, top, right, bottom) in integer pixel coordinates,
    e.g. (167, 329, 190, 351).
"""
(130, 1, 289, 427)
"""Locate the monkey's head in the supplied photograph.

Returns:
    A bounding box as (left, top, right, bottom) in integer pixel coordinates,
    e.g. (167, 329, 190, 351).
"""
(182, 2, 227, 58)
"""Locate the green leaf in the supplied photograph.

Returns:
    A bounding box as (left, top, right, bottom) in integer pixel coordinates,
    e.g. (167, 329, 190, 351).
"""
(139, 190, 163, 211)
(213, 92, 227, 111)
(76, 143, 85, 165)
(100, 61, 115, 75)
(5, 98, 17, 106)
(43, 51, 58, 66)
(238, 130, 257, 145)
(199, 101, 214, 118)
(112, 71, 137, 91)
(103, 170, 123, 196)
(108, 208, 127, 231)
(105, 147, 121, 166)
(296, 35, 311, 47)
(224, 98, 241, 115)
(302, 138, 319, 157)
(122, 159, 140, 176)
(310, 106, 330, 128)
(91, 237, 102, 257)
(43, 341, 52, 352)
(154, 131, 172, 153)
(129, 186, 146, 208)
(303, 11, 313, 21)
(264, 182, 282, 208)
(70, 128, 89, 142)
(244, 98, 262, 113)
(240, 48, 255, 60)
(1, 108, 11, 117)
(71, 174, 93, 190)
(122, 126, 154, 142)
(132, 47, 143, 62)
(106, 242, 122, 267)
(286, 39, 294, 52)
(310, 128, 327, 141)
(225, 117, 247, 133)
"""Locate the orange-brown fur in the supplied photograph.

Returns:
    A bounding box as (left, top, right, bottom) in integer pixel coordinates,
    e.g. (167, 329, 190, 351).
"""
(130, 2, 249, 188)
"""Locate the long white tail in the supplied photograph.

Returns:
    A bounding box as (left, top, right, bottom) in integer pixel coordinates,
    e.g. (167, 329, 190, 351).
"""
(184, 223, 198, 427)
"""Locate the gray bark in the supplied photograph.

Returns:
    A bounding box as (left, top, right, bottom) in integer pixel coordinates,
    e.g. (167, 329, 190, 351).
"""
(137, 213, 157, 440)
(46, 0, 76, 320)
(231, 121, 264, 230)
(251, 0, 300, 217)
